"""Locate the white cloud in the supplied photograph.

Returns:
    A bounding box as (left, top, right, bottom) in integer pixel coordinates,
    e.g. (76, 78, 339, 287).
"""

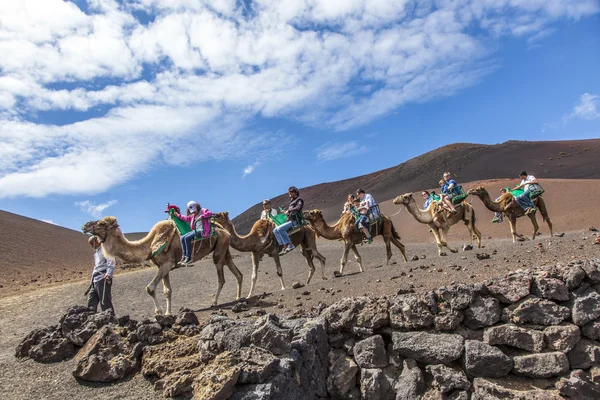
(42, 219, 58, 225)
(571, 93, 600, 120)
(316, 141, 368, 162)
(0, 0, 598, 198)
(75, 200, 118, 218)
(242, 162, 260, 178)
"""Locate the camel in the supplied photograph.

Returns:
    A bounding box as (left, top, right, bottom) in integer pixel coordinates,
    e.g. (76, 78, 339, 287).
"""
(82, 216, 242, 315)
(468, 186, 553, 242)
(303, 210, 407, 277)
(212, 212, 327, 298)
(392, 193, 481, 256)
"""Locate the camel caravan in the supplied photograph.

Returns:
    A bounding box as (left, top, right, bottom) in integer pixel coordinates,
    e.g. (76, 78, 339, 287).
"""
(81, 171, 551, 315)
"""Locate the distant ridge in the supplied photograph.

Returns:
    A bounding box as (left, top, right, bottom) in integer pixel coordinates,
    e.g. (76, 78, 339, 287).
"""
(233, 138, 600, 233)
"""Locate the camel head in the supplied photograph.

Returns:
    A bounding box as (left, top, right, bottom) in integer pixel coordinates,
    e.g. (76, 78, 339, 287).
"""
(81, 216, 120, 241)
(212, 211, 230, 225)
(393, 193, 413, 206)
(303, 209, 323, 223)
(467, 186, 487, 197)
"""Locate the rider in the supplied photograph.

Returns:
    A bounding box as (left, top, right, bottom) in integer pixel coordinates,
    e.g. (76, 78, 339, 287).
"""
(491, 188, 508, 223)
(422, 191, 438, 209)
(342, 194, 356, 215)
(438, 179, 458, 214)
(355, 194, 373, 244)
(174, 201, 213, 264)
(512, 170, 539, 215)
(356, 189, 378, 219)
(260, 199, 278, 220)
(273, 186, 303, 255)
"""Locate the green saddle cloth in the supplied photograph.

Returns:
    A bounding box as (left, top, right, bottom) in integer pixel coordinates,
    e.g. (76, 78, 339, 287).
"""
(509, 185, 545, 199)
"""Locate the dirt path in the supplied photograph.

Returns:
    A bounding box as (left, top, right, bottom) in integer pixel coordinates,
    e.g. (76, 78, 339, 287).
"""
(1, 231, 599, 399)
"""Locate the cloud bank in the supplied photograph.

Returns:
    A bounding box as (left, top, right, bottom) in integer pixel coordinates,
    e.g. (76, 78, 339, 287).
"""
(0, 0, 598, 198)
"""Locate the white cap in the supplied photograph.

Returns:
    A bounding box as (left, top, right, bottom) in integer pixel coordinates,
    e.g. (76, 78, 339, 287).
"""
(187, 201, 198, 211)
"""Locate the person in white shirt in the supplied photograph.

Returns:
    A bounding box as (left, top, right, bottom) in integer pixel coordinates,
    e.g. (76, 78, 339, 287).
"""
(356, 188, 379, 219)
(513, 170, 538, 215)
(260, 199, 278, 220)
(86, 236, 115, 314)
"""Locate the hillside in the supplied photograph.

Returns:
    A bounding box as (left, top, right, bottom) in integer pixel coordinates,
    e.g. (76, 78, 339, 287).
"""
(232, 139, 600, 232)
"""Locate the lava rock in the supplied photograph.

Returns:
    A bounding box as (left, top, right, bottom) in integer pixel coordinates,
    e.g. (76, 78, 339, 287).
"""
(570, 287, 600, 326)
(392, 331, 464, 365)
(425, 364, 470, 393)
(463, 295, 502, 329)
(15, 325, 76, 363)
(483, 324, 545, 353)
(485, 275, 531, 304)
(353, 335, 388, 369)
(463, 340, 513, 378)
(512, 352, 570, 378)
(394, 359, 424, 400)
(389, 294, 434, 330)
(502, 295, 570, 326)
(544, 324, 581, 353)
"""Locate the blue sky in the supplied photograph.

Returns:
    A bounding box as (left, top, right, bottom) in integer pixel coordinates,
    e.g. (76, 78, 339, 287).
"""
(1, 0, 599, 232)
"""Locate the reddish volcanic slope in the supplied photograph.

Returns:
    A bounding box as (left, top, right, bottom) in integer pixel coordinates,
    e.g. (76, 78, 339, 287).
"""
(233, 139, 600, 232)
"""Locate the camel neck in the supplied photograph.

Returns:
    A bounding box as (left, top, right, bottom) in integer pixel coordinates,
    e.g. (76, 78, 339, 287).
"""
(405, 199, 434, 224)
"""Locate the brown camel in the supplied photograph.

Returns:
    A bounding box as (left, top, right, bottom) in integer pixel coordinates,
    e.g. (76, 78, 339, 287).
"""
(468, 186, 553, 242)
(212, 212, 327, 298)
(82, 216, 242, 315)
(392, 193, 481, 256)
(303, 210, 407, 277)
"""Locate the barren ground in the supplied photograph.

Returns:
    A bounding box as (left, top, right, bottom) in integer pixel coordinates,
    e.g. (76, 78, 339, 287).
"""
(1, 229, 600, 399)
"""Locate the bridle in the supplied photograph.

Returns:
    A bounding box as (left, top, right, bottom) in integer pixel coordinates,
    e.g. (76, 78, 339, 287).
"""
(94, 221, 119, 243)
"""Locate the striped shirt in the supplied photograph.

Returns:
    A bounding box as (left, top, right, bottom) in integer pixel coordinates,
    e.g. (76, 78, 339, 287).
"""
(91, 246, 115, 283)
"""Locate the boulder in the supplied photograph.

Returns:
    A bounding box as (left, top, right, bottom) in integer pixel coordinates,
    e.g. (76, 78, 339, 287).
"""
(15, 325, 76, 363)
(142, 335, 203, 382)
(175, 308, 199, 326)
(326, 350, 359, 398)
(502, 295, 570, 326)
(483, 324, 545, 352)
(463, 340, 512, 378)
(192, 352, 241, 400)
(425, 364, 470, 393)
(251, 314, 293, 355)
(72, 325, 141, 382)
(394, 359, 424, 400)
(513, 352, 569, 378)
(290, 318, 330, 399)
(485, 275, 531, 303)
(136, 322, 163, 345)
(155, 314, 176, 328)
(563, 262, 586, 290)
(567, 339, 600, 369)
(580, 259, 600, 283)
(392, 332, 463, 365)
(544, 324, 581, 352)
(322, 297, 389, 333)
(237, 346, 280, 384)
(472, 377, 564, 400)
(582, 320, 600, 340)
(60, 306, 116, 346)
(389, 294, 434, 330)
(531, 276, 569, 301)
(434, 283, 475, 310)
(556, 369, 600, 399)
(360, 368, 392, 400)
(353, 335, 388, 368)
(463, 295, 501, 329)
(571, 287, 600, 326)
(198, 317, 252, 363)
(434, 310, 463, 331)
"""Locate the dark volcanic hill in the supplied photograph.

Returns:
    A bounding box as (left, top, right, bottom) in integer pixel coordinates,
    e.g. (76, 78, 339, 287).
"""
(232, 139, 600, 233)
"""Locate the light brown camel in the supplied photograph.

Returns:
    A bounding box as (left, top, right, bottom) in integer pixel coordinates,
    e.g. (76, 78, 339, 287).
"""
(392, 193, 481, 256)
(468, 186, 553, 242)
(212, 212, 327, 298)
(303, 210, 407, 277)
(82, 216, 242, 315)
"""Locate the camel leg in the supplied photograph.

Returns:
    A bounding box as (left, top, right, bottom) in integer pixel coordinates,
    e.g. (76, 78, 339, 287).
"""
(337, 242, 352, 277)
(310, 247, 327, 280)
(507, 217, 525, 242)
(383, 236, 393, 265)
(429, 228, 445, 256)
(472, 222, 482, 249)
(546, 218, 553, 237)
(225, 252, 243, 301)
(441, 229, 459, 253)
(212, 261, 226, 307)
(162, 272, 173, 316)
(528, 213, 539, 240)
(146, 267, 167, 315)
(351, 245, 363, 273)
(301, 245, 316, 285)
(389, 235, 408, 263)
(247, 252, 260, 298)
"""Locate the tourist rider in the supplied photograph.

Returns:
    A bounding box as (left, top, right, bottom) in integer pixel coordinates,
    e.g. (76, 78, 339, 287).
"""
(342, 194, 356, 216)
(439, 179, 458, 214)
(512, 170, 539, 215)
(441, 172, 460, 214)
(422, 191, 437, 209)
(260, 199, 278, 220)
(356, 188, 379, 219)
(86, 235, 115, 314)
(273, 186, 304, 255)
(174, 201, 213, 265)
(491, 188, 508, 223)
(355, 194, 373, 244)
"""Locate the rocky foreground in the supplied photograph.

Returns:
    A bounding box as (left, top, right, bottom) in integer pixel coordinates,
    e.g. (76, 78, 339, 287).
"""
(15, 259, 600, 399)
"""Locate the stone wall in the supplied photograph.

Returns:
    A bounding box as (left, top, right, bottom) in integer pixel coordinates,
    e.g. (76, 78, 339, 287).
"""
(16, 259, 600, 399)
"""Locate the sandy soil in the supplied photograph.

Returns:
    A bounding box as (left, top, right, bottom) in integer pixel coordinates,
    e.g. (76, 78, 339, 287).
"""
(1, 230, 600, 399)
